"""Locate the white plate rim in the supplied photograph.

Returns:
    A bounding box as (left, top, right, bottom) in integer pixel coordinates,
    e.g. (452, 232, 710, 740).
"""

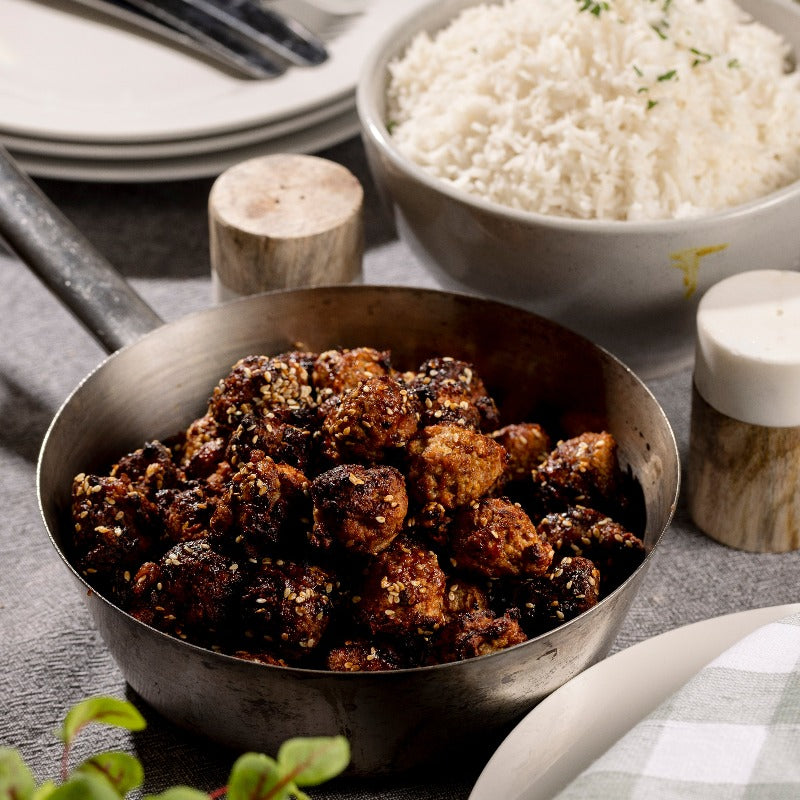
(1, 0, 429, 142)
(0, 94, 355, 159)
(11, 104, 360, 181)
(469, 603, 800, 800)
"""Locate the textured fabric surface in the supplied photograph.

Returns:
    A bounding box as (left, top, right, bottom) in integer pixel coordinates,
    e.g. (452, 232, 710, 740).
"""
(554, 612, 800, 799)
(2, 136, 800, 799)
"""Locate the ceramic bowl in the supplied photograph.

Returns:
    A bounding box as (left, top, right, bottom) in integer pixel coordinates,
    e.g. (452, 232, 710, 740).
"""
(356, 0, 800, 379)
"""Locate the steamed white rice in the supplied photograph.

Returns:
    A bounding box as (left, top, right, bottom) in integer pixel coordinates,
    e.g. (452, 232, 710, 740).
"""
(385, 0, 800, 221)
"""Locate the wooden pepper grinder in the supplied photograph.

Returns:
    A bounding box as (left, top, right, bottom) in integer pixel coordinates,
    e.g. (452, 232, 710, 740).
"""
(687, 269, 800, 552)
(209, 153, 363, 302)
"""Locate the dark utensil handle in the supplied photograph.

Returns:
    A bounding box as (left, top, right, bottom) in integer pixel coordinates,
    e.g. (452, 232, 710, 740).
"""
(0, 146, 164, 354)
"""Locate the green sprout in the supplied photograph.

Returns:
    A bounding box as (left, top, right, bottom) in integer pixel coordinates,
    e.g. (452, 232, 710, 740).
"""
(0, 697, 350, 800)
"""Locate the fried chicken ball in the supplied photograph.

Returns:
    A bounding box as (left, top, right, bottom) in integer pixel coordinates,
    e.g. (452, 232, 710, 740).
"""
(537, 504, 645, 592)
(128, 538, 244, 646)
(449, 497, 553, 578)
(507, 555, 601, 635)
(490, 422, 551, 484)
(407, 357, 500, 432)
(320, 376, 420, 464)
(532, 431, 623, 512)
(110, 441, 180, 499)
(310, 464, 408, 555)
(239, 560, 335, 660)
(226, 412, 313, 472)
(208, 352, 316, 432)
(433, 609, 526, 662)
(70, 473, 156, 596)
(326, 639, 404, 672)
(312, 347, 392, 407)
(406, 424, 507, 510)
(357, 535, 447, 640)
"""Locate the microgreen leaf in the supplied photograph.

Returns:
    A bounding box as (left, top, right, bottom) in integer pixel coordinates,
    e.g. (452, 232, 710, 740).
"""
(32, 781, 60, 800)
(60, 697, 146, 747)
(143, 788, 210, 800)
(226, 753, 283, 800)
(44, 773, 123, 800)
(0, 748, 36, 800)
(74, 751, 144, 796)
(276, 738, 350, 787)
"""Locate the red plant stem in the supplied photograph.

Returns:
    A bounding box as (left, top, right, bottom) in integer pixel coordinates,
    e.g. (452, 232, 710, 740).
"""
(208, 787, 228, 799)
(60, 742, 71, 783)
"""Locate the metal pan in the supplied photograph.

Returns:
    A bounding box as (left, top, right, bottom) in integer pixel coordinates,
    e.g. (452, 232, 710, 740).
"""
(0, 147, 680, 776)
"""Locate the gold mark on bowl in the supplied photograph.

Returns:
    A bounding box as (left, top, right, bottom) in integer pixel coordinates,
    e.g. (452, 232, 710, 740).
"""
(670, 243, 729, 297)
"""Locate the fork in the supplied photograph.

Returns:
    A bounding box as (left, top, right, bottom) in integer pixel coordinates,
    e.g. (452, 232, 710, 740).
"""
(264, 0, 367, 42)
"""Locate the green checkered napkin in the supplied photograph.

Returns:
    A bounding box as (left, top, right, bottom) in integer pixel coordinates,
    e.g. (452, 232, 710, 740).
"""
(554, 611, 800, 799)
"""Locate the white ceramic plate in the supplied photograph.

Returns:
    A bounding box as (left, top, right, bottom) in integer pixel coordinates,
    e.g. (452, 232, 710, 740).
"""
(469, 603, 800, 800)
(0, 94, 355, 159)
(11, 103, 360, 181)
(1, 0, 428, 142)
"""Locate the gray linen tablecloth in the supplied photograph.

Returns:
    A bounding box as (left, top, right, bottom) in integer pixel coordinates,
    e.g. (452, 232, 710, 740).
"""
(2, 136, 799, 799)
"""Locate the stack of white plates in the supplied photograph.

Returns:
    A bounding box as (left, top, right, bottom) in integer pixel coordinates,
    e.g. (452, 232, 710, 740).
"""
(1, 0, 427, 181)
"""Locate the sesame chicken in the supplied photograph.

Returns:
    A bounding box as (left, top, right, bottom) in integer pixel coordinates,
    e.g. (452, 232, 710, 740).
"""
(70, 473, 157, 599)
(326, 639, 404, 672)
(507, 555, 601, 636)
(432, 609, 527, 662)
(156, 482, 218, 545)
(357, 535, 447, 641)
(406, 357, 500, 432)
(489, 422, 552, 485)
(239, 560, 335, 661)
(532, 431, 623, 513)
(175, 414, 227, 479)
(208, 352, 317, 433)
(310, 464, 408, 555)
(226, 412, 313, 472)
(443, 579, 491, 616)
(406, 423, 507, 509)
(210, 450, 298, 560)
(537, 504, 645, 592)
(320, 375, 420, 465)
(410, 500, 454, 551)
(312, 347, 392, 408)
(449, 497, 554, 578)
(127, 537, 244, 647)
(69, 346, 646, 668)
(110, 440, 180, 499)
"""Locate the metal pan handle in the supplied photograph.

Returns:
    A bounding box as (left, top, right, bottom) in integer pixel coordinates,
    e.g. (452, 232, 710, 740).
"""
(0, 146, 164, 354)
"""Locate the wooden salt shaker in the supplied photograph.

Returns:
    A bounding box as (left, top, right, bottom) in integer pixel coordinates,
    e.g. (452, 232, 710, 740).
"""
(209, 153, 363, 302)
(687, 270, 800, 552)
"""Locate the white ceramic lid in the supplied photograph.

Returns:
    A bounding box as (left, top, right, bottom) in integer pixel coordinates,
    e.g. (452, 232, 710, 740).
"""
(694, 270, 800, 427)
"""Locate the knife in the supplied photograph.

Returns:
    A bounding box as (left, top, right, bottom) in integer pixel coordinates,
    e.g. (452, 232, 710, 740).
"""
(67, 0, 328, 79)
(127, 0, 328, 66)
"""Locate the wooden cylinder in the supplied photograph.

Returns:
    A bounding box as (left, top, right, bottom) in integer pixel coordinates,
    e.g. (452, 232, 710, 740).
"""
(209, 153, 363, 301)
(687, 269, 800, 552)
(687, 385, 800, 552)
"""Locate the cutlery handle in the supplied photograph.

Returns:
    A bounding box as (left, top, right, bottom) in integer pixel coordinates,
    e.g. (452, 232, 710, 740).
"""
(124, 0, 327, 67)
(69, 0, 286, 78)
(0, 146, 163, 354)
